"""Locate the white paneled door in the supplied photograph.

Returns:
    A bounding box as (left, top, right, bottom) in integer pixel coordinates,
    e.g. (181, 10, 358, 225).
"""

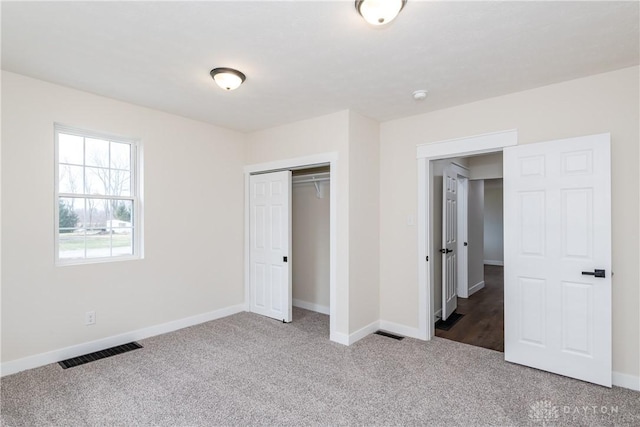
(504, 134, 611, 387)
(442, 167, 458, 321)
(249, 171, 292, 323)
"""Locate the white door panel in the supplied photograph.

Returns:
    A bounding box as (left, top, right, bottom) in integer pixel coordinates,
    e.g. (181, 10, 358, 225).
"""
(442, 167, 457, 320)
(250, 171, 292, 322)
(504, 133, 611, 387)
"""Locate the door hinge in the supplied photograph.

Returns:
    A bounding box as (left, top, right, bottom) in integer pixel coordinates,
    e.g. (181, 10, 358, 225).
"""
(283, 256, 288, 263)
(426, 256, 429, 262)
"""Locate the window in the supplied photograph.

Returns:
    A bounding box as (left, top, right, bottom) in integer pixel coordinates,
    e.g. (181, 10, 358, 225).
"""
(55, 125, 141, 264)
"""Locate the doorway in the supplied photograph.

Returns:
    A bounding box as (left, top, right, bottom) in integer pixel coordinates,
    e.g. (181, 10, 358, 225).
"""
(434, 159, 505, 352)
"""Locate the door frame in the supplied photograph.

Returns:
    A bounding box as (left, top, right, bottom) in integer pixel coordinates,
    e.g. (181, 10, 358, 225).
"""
(244, 152, 339, 342)
(417, 130, 517, 340)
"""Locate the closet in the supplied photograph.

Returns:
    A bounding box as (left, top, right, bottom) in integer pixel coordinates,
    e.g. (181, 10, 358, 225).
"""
(291, 166, 330, 315)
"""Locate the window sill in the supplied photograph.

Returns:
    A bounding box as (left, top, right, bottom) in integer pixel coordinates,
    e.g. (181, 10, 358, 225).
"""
(56, 255, 143, 267)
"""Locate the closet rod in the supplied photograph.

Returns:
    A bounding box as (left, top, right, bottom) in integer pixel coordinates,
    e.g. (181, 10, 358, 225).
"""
(292, 177, 330, 185)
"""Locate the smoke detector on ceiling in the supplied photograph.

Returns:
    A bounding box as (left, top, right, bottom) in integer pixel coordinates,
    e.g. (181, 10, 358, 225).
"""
(413, 90, 428, 101)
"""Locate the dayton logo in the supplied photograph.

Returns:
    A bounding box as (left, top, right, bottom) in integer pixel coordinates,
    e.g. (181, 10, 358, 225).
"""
(529, 400, 560, 425)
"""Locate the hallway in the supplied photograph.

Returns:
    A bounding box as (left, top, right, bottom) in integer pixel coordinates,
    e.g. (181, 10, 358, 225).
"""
(436, 265, 504, 352)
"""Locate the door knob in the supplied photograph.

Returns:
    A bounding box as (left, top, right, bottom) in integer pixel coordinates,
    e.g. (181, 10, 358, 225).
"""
(581, 269, 605, 278)
(440, 248, 453, 254)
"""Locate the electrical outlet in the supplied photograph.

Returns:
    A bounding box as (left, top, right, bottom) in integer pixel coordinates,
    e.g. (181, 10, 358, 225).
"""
(85, 311, 96, 326)
(407, 214, 415, 226)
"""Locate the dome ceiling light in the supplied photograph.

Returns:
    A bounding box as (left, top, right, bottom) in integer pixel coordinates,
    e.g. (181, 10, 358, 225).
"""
(355, 0, 407, 26)
(210, 67, 246, 91)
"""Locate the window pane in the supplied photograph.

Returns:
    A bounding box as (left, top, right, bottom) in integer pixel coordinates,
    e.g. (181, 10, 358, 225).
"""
(82, 198, 110, 229)
(59, 197, 80, 230)
(111, 142, 130, 170)
(59, 196, 84, 259)
(59, 133, 84, 165)
(85, 167, 110, 195)
(111, 230, 133, 256)
(85, 138, 109, 167)
(107, 200, 133, 227)
(59, 230, 86, 260)
(86, 231, 112, 259)
(59, 165, 84, 194)
(110, 170, 130, 196)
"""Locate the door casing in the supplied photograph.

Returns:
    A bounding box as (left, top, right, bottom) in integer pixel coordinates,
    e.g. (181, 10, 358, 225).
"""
(417, 130, 518, 340)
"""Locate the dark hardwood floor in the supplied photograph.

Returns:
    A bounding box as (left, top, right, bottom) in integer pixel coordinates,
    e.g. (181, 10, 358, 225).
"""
(435, 265, 504, 352)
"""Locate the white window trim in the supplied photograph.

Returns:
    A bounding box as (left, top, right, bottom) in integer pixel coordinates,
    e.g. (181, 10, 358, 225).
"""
(54, 124, 143, 266)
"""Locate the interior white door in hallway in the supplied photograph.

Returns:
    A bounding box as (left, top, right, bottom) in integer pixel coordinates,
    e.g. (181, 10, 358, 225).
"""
(503, 133, 611, 386)
(442, 167, 458, 321)
(249, 171, 292, 323)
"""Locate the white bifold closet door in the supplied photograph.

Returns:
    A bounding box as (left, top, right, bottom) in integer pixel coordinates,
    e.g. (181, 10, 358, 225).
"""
(504, 133, 612, 387)
(249, 171, 292, 323)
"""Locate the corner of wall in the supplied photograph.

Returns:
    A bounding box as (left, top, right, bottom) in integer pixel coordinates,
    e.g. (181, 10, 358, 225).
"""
(347, 111, 382, 333)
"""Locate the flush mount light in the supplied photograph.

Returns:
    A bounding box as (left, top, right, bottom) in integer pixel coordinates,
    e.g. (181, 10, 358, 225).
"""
(355, 0, 407, 26)
(210, 67, 246, 91)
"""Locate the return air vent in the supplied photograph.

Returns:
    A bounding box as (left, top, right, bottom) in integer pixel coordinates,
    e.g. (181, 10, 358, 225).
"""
(374, 330, 404, 340)
(58, 342, 143, 369)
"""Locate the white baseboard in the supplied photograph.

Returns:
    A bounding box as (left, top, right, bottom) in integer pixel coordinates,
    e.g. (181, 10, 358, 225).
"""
(330, 331, 350, 346)
(347, 320, 380, 345)
(1, 304, 245, 377)
(434, 308, 442, 322)
(330, 322, 377, 346)
(293, 298, 329, 315)
(612, 371, 640, 391)
(469, 280, 485, 296)
(332, 319, 424, 346)
(378, 320, 422, 340)
(484, 260, 504, 266)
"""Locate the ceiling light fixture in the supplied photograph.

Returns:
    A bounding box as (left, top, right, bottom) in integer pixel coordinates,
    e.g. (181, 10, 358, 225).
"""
(355, 0, 407, 26)
(210, 67, 246, 91)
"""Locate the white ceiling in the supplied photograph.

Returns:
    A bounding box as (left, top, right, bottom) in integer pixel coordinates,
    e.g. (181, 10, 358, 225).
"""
(2, 1, 638, 133)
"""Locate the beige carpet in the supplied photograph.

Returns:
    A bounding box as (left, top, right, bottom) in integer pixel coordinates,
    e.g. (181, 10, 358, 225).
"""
(2, 308, 639, 426)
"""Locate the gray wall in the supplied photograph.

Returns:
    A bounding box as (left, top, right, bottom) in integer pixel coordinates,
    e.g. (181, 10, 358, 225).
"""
(483, 179, 504, 265)
(468, 152, 503, 180)
(467, 180, 485, 291)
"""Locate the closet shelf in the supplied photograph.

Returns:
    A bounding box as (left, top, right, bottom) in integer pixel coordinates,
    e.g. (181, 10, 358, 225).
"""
(292, 172, 329, 198)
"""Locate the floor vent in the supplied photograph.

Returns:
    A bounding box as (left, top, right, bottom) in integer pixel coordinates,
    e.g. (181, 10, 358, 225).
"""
(374, 330, 404, 340)
(58, 342, 143, 369)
